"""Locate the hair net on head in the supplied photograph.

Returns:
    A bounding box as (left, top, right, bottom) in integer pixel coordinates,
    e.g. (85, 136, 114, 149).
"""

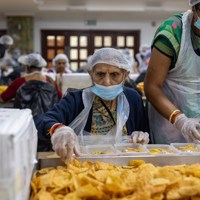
(139, 44, 150, 53)
(0, 35, 13, 45)
(87, 48, 131, 72)
(122, 48, 131, 56)
(18, 53, 47, 68)
(189, 0, 200, 6)
(52, 54, 69, 67)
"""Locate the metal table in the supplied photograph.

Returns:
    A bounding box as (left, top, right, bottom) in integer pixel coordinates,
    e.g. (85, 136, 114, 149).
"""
(37, 152, 200, 169)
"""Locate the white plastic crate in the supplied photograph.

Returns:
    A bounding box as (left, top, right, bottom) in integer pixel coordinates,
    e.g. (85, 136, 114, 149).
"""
(0, 108, 38, 200)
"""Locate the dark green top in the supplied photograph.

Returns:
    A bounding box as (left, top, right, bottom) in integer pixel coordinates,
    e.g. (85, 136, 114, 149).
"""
(152, 13, 200, 70)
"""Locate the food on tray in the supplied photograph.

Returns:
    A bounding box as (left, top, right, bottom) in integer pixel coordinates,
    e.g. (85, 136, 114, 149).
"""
(30, 158, 200, 200)
(121, 147, 142, 152)
(128, 159, 145, 167)
(90, 151, 104, 154)
(149, 148, 176, 154)
(177, 144, 200, 152)
(90, 150, 114, 155)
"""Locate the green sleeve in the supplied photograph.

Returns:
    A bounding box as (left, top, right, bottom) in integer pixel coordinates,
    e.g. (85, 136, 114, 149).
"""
(152, 14, 183, 69)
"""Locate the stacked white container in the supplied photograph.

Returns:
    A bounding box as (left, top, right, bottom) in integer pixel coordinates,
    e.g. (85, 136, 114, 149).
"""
(0, 108, 37, 200)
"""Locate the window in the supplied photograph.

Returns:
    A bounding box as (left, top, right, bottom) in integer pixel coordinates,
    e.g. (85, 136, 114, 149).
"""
(41, 30, 140, 70)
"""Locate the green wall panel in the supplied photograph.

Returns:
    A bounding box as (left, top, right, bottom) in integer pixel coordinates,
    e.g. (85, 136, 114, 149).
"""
(7, 16, 33, 54)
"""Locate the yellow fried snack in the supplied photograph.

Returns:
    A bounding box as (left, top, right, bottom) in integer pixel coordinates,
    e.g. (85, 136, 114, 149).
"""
(178, 144, 200, 152)
(90, 150, 114, 155)
(128, 160, 145, 167)
(121, 147, 142, 153)
(149, 148, 176, 154)
(90, 151, 103, 154)
(30, 158, 200, 200)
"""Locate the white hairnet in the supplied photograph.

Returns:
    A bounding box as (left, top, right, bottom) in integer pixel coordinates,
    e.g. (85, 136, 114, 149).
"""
(0, 34, 13, 45)
(87, 48, 131, 72)
(189, 0, 200, 6)
(52, 54, 69, 67)
(18, 53, 47, 68)
(139, 44, 150, 53)
(122, 48, 131, 56)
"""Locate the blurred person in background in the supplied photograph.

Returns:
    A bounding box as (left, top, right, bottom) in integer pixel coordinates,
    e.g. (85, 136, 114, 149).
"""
(144, 0, 200, 144)
(52, 53, 72, 74)
(0, 34, 13, 83)
(47, 53, 72, 90)
(134, 44, 150, 74)
(121, 48, 143, 96)
(35, 48, 149, 160)
(0, 53, 62, 103)
(134, 44, 151, 85)
(0, 34, 13, 59)
(122, 48, 134, 73)
(1, 48, 25, 85)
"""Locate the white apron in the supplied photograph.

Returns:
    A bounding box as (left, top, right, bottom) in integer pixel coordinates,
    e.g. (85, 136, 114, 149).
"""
(68, 87, 130, 145)
(149, 10, 200, 144)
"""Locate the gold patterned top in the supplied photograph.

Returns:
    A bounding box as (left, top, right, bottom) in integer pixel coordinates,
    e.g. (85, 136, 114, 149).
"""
(91, 96, 127, 135)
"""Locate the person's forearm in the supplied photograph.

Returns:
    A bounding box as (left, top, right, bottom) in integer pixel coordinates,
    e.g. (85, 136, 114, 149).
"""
(145, 84, 178, 120)
(144, 47, 180, 121)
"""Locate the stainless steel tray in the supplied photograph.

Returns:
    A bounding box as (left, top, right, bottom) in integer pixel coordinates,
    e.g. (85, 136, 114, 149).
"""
(37, 152, 200, 169)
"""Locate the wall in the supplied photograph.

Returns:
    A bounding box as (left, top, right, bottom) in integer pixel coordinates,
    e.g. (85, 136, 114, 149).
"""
(34, 19, 161, 53)
(7, 16, 34, 54)
(0, 20, 6, 29)
(0, 18, 161, 53)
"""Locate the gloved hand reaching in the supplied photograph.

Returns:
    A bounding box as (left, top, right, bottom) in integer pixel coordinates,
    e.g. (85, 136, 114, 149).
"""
(174, 114, 200, 143)
(131, 131, 150, 144)
(51, 125, 80, 163)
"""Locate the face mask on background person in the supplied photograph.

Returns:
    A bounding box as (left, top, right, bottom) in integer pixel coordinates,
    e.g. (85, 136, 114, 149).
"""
(91, 82, 123, 100)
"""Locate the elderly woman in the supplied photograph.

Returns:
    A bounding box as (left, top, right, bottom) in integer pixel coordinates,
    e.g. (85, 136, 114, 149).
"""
(35, 48, 149, 162)
(47, 53, 72, 89)
(51, 53, 71, 74)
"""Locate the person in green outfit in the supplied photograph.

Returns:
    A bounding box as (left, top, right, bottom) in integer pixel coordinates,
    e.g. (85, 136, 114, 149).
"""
(145, 0, 200, 144)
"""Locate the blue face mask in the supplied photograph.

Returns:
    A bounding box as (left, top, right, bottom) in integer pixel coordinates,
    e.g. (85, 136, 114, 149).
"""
(194, 11, 200, 30)
(91, 83, 123, 100)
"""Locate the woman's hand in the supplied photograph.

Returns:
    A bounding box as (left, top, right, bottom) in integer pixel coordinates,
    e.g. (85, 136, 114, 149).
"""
(174, 114, 200, 143)
(131, 131, 150, 144)
(51, 126, 80, 163)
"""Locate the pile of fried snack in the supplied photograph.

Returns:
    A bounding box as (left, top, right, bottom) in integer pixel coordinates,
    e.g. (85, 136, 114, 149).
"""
(30, 159, 200, 200)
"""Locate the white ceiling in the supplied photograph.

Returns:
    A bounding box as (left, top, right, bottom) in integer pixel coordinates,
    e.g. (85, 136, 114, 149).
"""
(0, 0, 190, 21)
